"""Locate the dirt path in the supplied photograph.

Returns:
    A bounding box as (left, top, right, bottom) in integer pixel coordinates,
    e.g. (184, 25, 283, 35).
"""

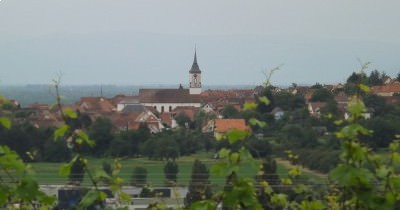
(275, 158, 328, 179)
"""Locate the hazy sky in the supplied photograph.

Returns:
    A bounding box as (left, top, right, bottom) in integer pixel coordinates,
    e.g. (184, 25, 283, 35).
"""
(1, 0, 400, 86)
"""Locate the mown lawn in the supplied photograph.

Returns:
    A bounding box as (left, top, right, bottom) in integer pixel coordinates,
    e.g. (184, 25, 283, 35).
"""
(29, 152, 325, 190)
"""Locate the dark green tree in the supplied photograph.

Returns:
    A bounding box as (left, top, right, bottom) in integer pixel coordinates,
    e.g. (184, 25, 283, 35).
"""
(311, 83, 323, 89)
(320, 99, 340, 117)
(256, 157, 280, 209)
(221, 104, 240, 119)
(185, 159, 212, 207)
(108, 131, 132, 157)
(363, 94, 388, 116)
(131, 166, 148, 187)
(247, 137, 272, 158)
(175, 112, 191, 128)
(68, 158, 85, 185)
(310, 88, 333, 102)
(256, 87, 275, 113)
(347, 71, 367, 84)
(367, 69, 384, 86)
(364, 116, 399, 148)
(89, 117, 113, 157)
(164, 160, 179, 185)
(273, 92, 305, 111)
(42, 136, 71, 162)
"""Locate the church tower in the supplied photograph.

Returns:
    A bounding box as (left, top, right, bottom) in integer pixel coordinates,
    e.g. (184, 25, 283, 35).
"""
(189, 50, 202, 95)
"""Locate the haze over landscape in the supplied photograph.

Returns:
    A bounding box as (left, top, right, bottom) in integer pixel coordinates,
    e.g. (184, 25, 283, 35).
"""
(1, 0, 400, 86)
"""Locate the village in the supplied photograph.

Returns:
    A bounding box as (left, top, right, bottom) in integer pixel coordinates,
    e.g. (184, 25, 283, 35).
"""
(8, 53, 400, 137)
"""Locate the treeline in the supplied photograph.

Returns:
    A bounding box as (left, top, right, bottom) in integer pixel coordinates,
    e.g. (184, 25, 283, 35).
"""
(0, 117, 216, 162)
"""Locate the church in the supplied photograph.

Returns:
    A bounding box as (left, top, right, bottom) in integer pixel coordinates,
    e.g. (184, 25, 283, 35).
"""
(139, 51, 203, 113)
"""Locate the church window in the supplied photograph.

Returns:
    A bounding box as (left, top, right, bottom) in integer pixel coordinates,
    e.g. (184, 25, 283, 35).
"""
(161, 106, 164, 113)
(169, 106, 172, 112)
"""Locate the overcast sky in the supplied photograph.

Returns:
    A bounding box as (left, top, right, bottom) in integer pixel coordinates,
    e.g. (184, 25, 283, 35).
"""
(1, 0, 399, 86)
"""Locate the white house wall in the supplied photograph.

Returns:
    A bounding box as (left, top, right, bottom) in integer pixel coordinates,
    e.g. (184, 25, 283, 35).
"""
(141, 103, 201, 113)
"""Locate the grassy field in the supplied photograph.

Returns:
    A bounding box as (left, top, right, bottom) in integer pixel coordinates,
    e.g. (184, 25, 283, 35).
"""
(29, 152, 326, 190)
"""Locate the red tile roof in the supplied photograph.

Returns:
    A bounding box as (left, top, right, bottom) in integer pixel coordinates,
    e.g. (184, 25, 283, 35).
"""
(214, 119, 250, 133)
(172, 106, 200, 121)
(139, 88, 201, 103)
(371, 83, 400, 95)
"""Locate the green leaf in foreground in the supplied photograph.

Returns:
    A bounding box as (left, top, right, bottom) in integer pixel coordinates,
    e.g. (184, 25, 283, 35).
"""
(54, 124, 69, 140)
(64, 108, 78, 119)
(189, 200, 217, 210)
(0, 117, 11, 129)
(78, 190, 99, 210)
(226, 129, 249, 144)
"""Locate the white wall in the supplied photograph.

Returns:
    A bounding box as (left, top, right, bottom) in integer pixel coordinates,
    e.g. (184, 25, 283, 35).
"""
(141, 103, 201, 113)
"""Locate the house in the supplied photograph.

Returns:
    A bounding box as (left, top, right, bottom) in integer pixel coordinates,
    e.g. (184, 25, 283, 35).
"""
(203, 119, 250, 139)
(25, 106, 62, 128)
(78, 97, 115, 114)
(334, 91, 349, 105)
(371, 83, 400, 96)
(75, 97, 116, 121)
(116, 96, 140, 112)
(172, 106, 200, 121)
(111, 108, 164, 133)
(271, 107, 284, 120)
(307, 102, 327, 117)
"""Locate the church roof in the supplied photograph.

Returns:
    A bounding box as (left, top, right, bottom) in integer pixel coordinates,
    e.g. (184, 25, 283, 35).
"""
(139, 88, 202, 103)
(121, 104, 146, 113)
(189, 50, 201, 73)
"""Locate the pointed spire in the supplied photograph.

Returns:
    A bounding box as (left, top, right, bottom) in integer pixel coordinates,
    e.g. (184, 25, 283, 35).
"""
(189, 47, 201, 73)
(193, 47, 198, 64)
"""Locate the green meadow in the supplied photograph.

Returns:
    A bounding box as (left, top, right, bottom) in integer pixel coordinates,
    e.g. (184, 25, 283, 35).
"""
(29, 152, 327, 190)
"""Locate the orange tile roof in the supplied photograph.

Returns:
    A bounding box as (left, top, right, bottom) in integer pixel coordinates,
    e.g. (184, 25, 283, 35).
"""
(371, 83, 400, 94)
(214, 119, 250, 133)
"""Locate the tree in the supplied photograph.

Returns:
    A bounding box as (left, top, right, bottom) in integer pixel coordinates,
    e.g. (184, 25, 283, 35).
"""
(221, 104, 240, 119)
(367, 69, 384, 86)
(89, 117, 113, 157)
(310, 88, 333, 102)
(311, 83, 323, 89)
(347, 71, 367, 84)
(363, 94, 388, 116)
(131, 166, 148, 187)
(185, 159, 212, 207)
(364, 116, 399, 148)
(320, 99, 339, 117)
(108, 131, 132, 157)
(247, 137, 272, 158)
(273, 92, 305, 111)
(175, 112, 191, 128)
(280, 124, 318, 149)
(42, 136, 71, 162)
(256, 157, 280, 209)
(164, 160, 179, 186)
(256, 87, 275, 113)
(68, 158, 85, 185)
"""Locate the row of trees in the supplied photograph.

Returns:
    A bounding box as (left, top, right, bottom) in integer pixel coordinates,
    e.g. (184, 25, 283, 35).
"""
(0, 116, 216, 162)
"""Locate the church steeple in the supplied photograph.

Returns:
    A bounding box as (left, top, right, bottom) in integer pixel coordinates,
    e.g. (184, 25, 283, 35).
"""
(189, 49, 201, 74)
(189, 48, 202, 95)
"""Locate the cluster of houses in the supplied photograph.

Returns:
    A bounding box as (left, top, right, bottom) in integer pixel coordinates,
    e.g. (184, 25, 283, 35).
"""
(304, 80, 400, 119)
(3, 52, 400, 137)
